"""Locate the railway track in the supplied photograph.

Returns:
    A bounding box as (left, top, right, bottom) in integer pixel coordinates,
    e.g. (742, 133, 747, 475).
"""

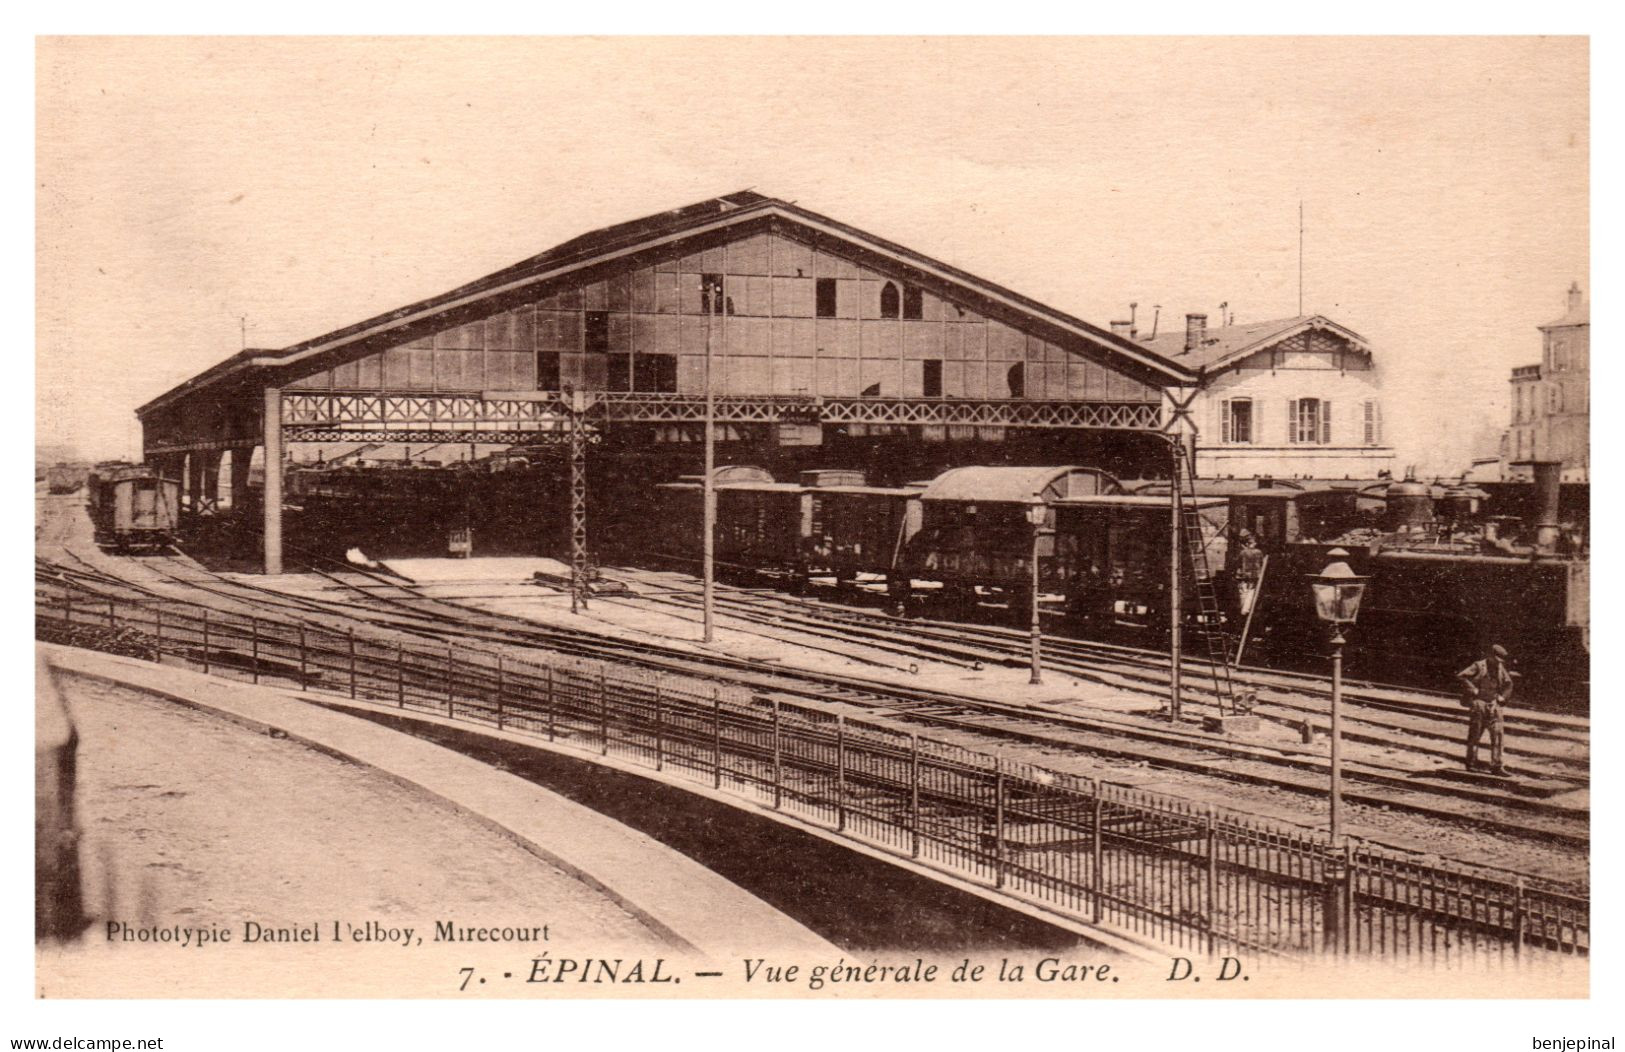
(194, 552, 1592, 844)
(594, 566, 1589, 761)
(34, 537, 1590, 856)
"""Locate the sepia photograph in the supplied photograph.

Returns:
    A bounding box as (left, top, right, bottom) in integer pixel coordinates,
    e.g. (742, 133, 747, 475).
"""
(27, 30, 1598, 1038)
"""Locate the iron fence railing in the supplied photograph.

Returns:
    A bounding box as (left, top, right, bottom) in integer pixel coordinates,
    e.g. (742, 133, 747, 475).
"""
(34, 578, 1588, 963)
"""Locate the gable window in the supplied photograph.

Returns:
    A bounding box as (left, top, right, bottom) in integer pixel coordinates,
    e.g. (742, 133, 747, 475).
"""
(633, 355, 677, 393)
(584, 311, 610, 354)
(922, 359, 943, 398)
(903, 285, 924, 320)
(537, 351, 561, 391)
(815, 278, 837, 318)
(1363, 400, 1382, 445)
(1221, 398, 1253, 444)
(880, 281, 900, 319)
(701, 274, 728, 315)
(1006, 362, 1025, 398)
(1287, 398, 1331, 444)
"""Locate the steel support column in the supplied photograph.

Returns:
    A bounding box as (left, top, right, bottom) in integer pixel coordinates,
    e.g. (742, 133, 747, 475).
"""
(702, 278, 719, 642)
(262, 387, 284, 575)
(568, 389, 589, 613)
(181, 453, 200, 520)
(228, 447, 254, 512)
(200, 450, 222, 513)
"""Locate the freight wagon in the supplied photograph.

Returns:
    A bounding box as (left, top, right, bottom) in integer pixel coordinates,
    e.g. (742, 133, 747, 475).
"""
(86, 462, 180, 551)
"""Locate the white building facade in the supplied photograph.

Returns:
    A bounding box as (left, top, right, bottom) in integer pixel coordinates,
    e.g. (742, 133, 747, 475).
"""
(1142, 314, 1395, 479)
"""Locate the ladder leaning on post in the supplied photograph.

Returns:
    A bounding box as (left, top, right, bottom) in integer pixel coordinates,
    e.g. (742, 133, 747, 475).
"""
(1169, 434, 1239, 716)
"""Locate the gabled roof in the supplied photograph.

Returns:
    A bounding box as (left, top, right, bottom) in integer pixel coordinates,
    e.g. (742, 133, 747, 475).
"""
(138, 191, 1197, 417)
(1134, 314, 1371, 372)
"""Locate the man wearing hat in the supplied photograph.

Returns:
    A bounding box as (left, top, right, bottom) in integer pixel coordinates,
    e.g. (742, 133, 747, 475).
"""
(1234, 531, 1266, 616)
(1456, 644, 1514, 776)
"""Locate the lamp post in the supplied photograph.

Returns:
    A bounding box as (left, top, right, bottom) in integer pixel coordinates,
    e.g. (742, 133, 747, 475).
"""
(1025, 500, 1049, 686)
(1307, 548, 1369, 843)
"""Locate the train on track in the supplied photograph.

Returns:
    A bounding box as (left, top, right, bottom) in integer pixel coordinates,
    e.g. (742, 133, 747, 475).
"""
(630, 462, 1589, 709)
(86, 462, 180, 552)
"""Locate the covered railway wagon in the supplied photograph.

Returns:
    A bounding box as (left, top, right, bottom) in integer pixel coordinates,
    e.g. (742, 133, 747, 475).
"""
(1051, 494, 1230, 632)
(646, 467, 808, 579)
(806, 478, 924, 598)
(86, 462, 179, 551)
(904, 465, 1122, 613)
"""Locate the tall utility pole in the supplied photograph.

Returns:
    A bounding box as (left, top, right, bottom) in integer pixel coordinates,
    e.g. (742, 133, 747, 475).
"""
(1169, 438, 1184, 721)
(702, 276, 718, 643)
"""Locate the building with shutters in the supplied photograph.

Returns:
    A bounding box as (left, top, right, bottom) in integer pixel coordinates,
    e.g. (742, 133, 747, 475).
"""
(1503, 282, 1588, 483)
(1135, 313, 1393, 479)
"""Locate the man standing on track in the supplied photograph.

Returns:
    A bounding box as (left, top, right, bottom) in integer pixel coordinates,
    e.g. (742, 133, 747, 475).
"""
(1234, 531, 1265, 616)
(1457, 644, 1514, 776)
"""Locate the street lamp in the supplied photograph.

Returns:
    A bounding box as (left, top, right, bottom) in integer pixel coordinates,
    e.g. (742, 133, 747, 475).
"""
(1307, 548, 1369, 843)
(1025, 500, 1049, 686)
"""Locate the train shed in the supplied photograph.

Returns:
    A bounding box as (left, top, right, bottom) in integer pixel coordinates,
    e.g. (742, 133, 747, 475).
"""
(136, 191, 1199, 574)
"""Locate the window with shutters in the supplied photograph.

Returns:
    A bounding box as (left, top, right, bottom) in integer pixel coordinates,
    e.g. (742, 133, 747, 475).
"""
(1288, 398, 1330, 444)
(1363, 400, 1382, 445)
(1221, 398, 1253, 443)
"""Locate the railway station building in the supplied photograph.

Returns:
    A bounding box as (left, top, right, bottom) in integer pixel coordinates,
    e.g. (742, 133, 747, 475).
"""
(1134, 314, 1394, 480)
(134, 191, 1384, 573)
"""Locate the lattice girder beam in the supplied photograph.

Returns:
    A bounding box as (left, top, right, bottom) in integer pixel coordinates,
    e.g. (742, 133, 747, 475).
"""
(277, 391, 1166, 435)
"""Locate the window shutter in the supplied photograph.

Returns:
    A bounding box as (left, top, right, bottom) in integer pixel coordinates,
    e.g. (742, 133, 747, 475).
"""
(1286, 399, 1297, 444)
(1221, 400, 1232, 443)
(1321, 401, 1332, 445)
(1249, 399, 1260, 444)
(1375, 402, 1383, 444)
(1364, 401, 1374, 445)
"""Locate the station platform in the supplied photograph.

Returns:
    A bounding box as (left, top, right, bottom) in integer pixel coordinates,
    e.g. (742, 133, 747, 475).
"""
(36, 643, 836, 997)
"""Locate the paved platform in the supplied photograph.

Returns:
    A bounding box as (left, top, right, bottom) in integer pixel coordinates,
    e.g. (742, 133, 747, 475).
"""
(38, 644, 837, 986)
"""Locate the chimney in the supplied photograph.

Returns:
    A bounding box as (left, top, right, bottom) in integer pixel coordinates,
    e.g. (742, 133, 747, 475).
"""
(1110, 320, 1133, 337)
(1184, 313, 1207, 353)
(1568, 281, 1583, 313)
(1529, 459, 1563, 552)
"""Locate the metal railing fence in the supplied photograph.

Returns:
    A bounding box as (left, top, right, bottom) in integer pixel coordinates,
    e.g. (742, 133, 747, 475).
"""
(34, 578, 1588, 963)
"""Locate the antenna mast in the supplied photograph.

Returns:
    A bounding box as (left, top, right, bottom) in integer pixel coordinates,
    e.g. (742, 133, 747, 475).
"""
(1298, 201, 1304, 316)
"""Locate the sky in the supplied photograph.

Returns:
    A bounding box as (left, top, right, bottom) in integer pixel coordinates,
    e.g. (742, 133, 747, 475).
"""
(35, 36, 1589, 473)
